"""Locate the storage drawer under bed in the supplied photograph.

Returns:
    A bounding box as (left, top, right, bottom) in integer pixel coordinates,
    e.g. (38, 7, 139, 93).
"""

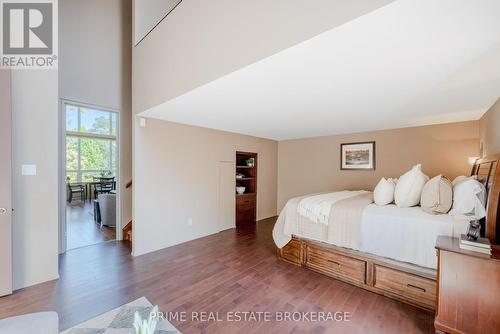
(305, 244, 366, 285)
(373, 264, 436, 309)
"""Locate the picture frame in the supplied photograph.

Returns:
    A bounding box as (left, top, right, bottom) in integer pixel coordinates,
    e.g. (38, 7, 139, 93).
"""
(340, 141, 376, 170)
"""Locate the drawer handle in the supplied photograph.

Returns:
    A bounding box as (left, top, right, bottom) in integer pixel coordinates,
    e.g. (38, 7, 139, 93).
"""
(327, 259, 341, 267)
(407, 284, 426, 293)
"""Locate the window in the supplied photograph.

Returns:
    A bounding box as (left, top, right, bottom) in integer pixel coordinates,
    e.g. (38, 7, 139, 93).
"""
(65, 104, 117, 183)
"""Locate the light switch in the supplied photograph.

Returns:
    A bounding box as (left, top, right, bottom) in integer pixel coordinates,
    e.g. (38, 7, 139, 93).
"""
(139, 117, 147, 127)
(21, 164, 37, 176)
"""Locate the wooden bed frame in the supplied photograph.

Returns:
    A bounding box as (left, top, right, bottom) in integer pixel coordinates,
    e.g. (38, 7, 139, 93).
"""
(277, 155, 500, 311)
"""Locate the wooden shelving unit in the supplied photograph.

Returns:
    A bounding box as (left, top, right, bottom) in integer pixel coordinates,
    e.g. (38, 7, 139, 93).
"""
(235, 151, 257, 227)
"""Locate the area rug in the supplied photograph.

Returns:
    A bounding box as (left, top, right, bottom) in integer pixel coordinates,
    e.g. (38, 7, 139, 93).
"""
(60, 297, 180, 334)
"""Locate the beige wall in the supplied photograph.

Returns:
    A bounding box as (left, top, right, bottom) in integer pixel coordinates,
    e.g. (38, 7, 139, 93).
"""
(479, 97, 500, 157)
(133, 119, 277, 256)
(60, 0, 133, 233)
(11, 70, 59, 289)
(132, 0, 393, 113)
(278, 121, 479, 210)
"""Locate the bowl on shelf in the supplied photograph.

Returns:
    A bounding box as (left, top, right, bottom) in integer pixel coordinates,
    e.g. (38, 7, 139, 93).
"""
(236, 186, 246, 194)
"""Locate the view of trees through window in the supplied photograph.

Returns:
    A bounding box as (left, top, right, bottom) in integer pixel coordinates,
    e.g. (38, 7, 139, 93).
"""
(66, 104, 117, 183)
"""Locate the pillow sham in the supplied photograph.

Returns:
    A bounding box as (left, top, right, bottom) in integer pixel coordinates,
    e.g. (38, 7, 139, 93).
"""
(394, 164, 429, 208)
(450, 179, 487, 220)
(420, 175, 453, 215)
(374, 177, 397, 206)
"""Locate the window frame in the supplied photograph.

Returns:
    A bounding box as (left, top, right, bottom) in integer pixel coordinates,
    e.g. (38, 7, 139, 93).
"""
(64, 104, 118, 183)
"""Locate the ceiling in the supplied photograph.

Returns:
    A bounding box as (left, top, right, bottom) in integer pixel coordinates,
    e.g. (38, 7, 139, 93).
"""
(139, 0, 500, 140)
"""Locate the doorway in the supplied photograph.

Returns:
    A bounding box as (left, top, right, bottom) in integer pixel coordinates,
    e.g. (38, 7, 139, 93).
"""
(60, 101, 120, 251)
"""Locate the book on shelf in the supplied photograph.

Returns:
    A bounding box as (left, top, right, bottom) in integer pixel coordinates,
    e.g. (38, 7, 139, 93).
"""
(460, 234, 491, 249)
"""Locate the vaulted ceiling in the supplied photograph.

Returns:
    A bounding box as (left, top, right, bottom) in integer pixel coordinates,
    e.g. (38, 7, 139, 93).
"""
(139, 0, 500, 140)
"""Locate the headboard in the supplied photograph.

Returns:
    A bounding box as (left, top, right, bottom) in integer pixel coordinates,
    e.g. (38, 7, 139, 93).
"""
(470, 154, 500, 244)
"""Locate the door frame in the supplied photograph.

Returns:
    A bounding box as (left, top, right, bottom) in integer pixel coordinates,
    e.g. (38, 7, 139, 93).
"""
(0, 69, 12, 296)
(218, 160, 236, 232)
(58, 99, 122, 254)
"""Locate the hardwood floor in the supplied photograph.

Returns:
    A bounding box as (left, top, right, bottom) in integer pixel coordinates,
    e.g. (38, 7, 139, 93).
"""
(66, 201, 115, 250)
(0, 217, 434, 333)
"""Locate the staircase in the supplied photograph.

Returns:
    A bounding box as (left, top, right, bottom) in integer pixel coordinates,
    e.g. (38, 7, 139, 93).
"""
(123, 180, 132, 242)
(123, 220, 132, 241)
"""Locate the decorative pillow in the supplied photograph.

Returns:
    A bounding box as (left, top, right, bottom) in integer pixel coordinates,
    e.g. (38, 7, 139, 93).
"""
(420, 175, 453, 214)
(451, 175, 477, 186)
(374, 178, 397, 205)
(394, 164, 429, 208)
(450, 179, 487, 220)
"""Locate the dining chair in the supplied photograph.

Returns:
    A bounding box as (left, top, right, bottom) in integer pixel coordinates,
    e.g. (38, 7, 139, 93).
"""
(67, 183, 86, 203)
(94, 176, 115, 199)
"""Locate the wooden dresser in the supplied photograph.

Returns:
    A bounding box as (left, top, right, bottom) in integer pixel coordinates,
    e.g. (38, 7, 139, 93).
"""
(236, 193, 256, 226)
(435, 236, 500, 334)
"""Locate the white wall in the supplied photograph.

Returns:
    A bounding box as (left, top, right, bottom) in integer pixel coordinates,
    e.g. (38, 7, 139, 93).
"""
(8, 0, 132, 290)
(133, 0, 181, 45)
(60, 0, 130, 110)
(59, 0, 132, 233)
(11, 70, 59, 289)
(133, 119, 277, 256)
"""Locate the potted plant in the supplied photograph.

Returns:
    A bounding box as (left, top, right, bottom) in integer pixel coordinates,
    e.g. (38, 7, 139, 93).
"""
(133, 305, 158, 334)
(100, 170, 112, 177)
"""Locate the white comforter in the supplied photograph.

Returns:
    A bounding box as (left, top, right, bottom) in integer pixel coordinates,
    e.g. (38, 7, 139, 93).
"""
(297, 190, 368, 225)
(273, 192, 470, 269)
(273, 191, 372, 249)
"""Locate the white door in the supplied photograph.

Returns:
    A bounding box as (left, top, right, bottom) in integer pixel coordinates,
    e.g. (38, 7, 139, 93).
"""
(0, 70, 12, 296)
(218, 161, 235, 231)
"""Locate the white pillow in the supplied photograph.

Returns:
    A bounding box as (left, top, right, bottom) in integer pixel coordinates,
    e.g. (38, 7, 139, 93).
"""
(394, 164, 429, 208)
(374, 178, 397, 205)
(452, 175, 477, 187)
(450, 179, 487, 220)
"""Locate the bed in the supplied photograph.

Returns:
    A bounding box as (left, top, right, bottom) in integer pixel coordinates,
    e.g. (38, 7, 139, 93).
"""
(274, 155, 500, 311)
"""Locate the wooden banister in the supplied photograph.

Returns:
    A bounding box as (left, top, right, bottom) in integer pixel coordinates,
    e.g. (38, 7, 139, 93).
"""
(123, 220, 132, 241)
(122, 180, 133, 242)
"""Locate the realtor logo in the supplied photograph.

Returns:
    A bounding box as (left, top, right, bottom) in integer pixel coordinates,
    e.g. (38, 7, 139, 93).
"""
(1, 0, 57, 68)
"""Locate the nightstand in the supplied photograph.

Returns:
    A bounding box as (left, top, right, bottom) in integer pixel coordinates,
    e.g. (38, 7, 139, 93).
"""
(435, 236, 500, 334)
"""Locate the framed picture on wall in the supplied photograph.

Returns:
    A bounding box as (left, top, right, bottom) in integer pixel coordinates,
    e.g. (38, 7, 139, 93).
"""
(340, 141, 376, 170)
